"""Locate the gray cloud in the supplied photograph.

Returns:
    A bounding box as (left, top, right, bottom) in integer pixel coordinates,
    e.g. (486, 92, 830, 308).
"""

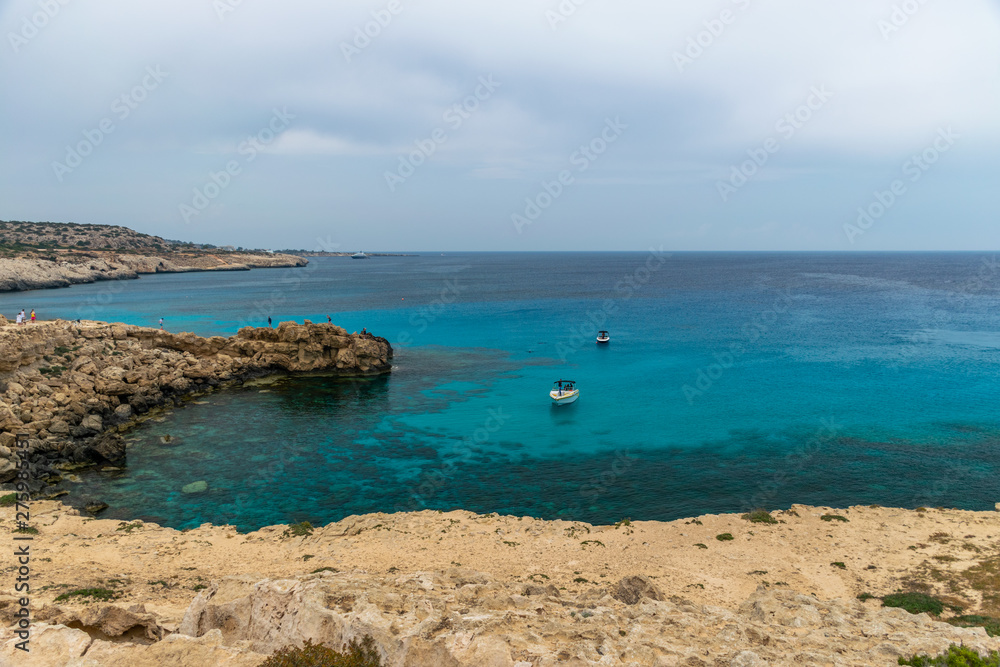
(1, 0, 998, 250)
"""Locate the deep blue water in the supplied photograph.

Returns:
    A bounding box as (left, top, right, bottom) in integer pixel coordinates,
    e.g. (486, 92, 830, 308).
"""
(3, 252, 999, 531)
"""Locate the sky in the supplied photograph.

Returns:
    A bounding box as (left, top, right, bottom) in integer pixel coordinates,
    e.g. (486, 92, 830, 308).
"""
(1, 0, 998, 252)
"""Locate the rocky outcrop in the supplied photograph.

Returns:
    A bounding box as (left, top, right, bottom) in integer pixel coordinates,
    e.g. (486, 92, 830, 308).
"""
(3, 503, 1000, 666)
(0, 252, 306, 293)
(3, 576, 996, 666)
(0, 319, 391, 482)
(37, 603, 164, 643)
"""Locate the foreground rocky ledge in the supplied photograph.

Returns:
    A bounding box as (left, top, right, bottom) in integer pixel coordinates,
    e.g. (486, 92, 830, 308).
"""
(2, 504, 1000, 666)
(0, 319, 392, 485)
(0, 253, 307, 293)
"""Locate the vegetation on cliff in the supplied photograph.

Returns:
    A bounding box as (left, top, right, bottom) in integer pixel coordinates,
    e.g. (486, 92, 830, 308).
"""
(0, 220, 306, 292)
(260, 637, 382, 667)
(0, 219, 266, 255)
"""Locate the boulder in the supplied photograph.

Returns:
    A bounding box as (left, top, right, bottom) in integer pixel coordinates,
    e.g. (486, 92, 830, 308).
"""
(85, 501, 109, 514)
(79, 414, 103, 434)
(46, 603, 164, 642)
(609, 575, 665, 605)
(0, 458, 17, 484)
(0, 623, 93, 666)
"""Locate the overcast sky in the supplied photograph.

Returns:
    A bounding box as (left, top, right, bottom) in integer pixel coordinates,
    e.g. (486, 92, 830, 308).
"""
(1, 0, 998, 251)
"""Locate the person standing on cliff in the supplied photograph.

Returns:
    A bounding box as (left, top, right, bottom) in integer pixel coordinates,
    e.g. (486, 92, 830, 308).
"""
(30, 309, 35, 323)
(268, 316, 272, 327)
(15, 312, 22, 325)
(327, 315, 332, 323)
(19, 309, 25, 324)
(159, 317, 164, 330)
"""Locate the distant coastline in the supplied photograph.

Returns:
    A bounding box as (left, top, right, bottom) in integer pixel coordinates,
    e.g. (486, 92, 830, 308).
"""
(288, 251, 419, 257)
(0, 252, 308, 294)
(0, 220, 312, 294)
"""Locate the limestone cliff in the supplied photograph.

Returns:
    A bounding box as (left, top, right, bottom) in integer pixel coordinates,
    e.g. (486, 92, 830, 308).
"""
(0, 320, 392, 483)
(0, 252, 307, 293)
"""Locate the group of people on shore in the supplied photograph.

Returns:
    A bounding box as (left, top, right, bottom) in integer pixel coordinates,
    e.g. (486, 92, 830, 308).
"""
(12, 309, 35, 325)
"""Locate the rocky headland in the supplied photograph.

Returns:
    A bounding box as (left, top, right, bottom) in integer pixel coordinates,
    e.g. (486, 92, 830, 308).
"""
(2, 504, 1000, 666)
(0, 220, 307, 293)
(0, 318, 392, 489)
(0, 253, 307, 293)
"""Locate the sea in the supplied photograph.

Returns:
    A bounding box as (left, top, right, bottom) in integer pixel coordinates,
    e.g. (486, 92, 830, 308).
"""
(2, 252, 998, 531)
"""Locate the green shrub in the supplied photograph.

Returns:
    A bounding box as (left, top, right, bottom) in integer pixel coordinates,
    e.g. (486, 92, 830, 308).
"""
(898, 644, 1000, 666)
(742, 510, 778, 524)
(283, 521, 314, 538)
(259, 637, 382, 667)
(0, 493, 17, 507)
(831, 562, 846, 570)
(883, 592, 944, 616)
(54, 588, 119, 603)
(716, 533, 734, 541)
(821, 514, 849, 522)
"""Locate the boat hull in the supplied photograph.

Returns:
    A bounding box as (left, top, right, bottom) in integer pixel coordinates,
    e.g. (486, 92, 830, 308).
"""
(550, 390, 579, 405)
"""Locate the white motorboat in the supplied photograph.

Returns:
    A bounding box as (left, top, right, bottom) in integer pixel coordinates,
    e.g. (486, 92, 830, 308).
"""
(596, 330, 610, 343)
(351, 251, 369, 259)
(550, 379, 579, 405)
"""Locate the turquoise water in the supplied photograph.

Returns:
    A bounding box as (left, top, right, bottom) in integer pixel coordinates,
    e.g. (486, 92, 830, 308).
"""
(4, 252, 999, 530)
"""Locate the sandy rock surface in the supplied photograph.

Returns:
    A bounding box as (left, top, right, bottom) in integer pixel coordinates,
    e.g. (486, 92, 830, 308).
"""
(2, 504, 999, 665)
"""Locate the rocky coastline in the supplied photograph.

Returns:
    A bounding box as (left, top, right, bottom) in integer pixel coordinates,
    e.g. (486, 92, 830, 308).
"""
(1, 317, 998, 665)
(0, 318, 392, 490)
(0, 253, 307, 293)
